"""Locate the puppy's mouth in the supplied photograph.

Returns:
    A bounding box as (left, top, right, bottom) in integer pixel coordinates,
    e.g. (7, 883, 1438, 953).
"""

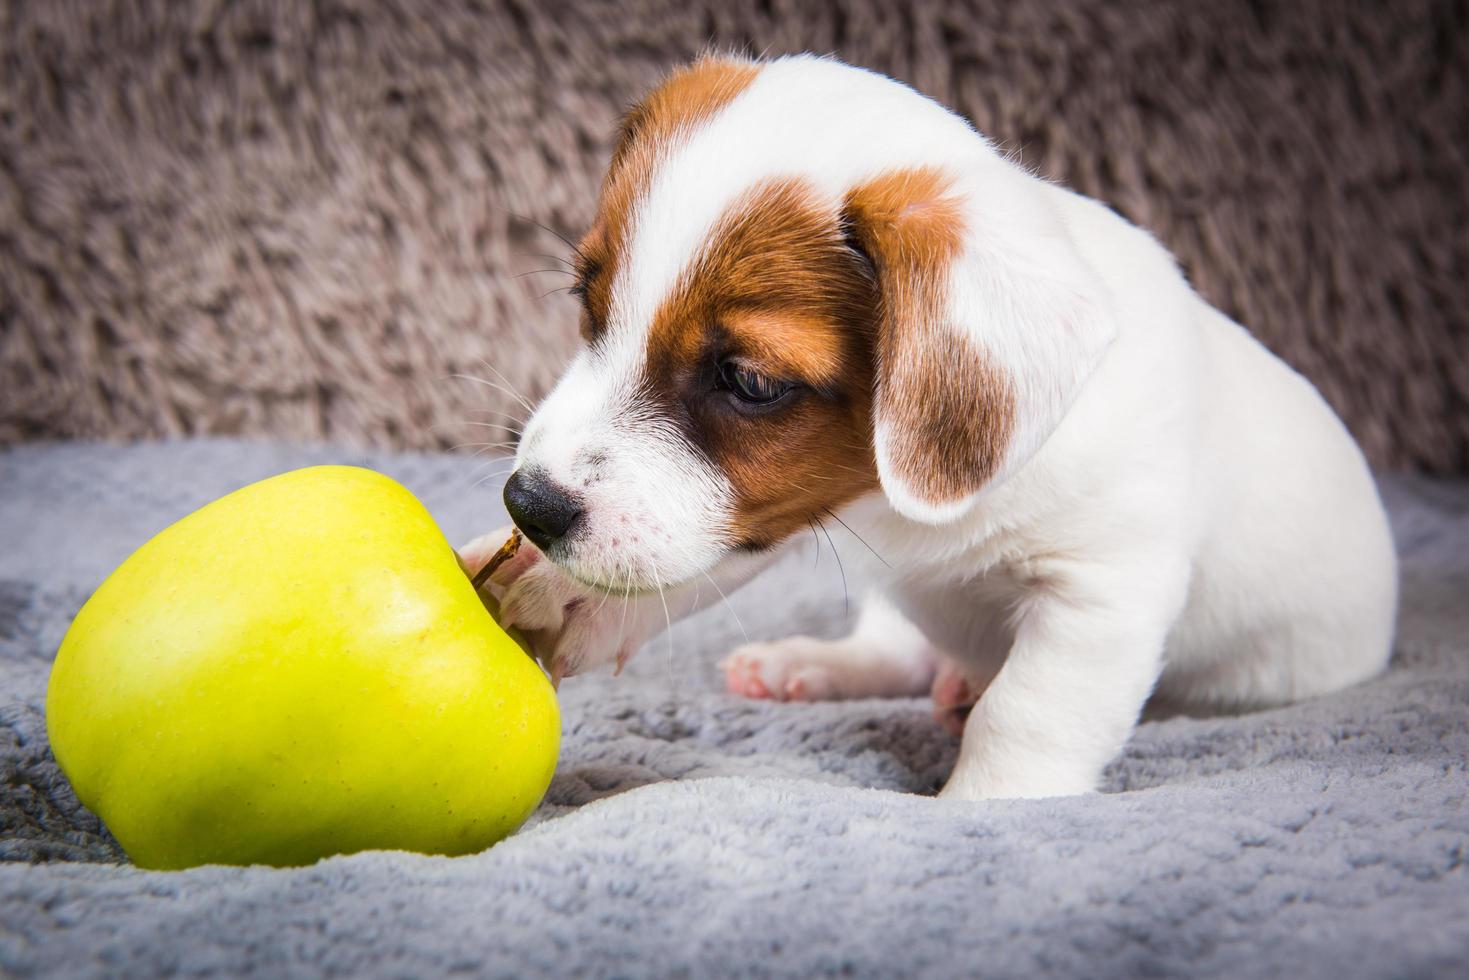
(542, 541, 724, 598)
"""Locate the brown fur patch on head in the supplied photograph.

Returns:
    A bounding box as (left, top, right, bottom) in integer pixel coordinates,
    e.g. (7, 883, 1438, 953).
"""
(843, 167, 1016, 506)
(573, 55, 762, 342)
(638, 177, 882, 549)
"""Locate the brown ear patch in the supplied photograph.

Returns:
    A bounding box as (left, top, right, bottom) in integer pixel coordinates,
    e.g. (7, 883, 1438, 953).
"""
(575, 56, 762, 341)
(843, 167, 1016, 507)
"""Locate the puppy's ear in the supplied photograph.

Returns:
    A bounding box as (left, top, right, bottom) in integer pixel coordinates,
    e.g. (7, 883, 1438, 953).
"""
(843, 166, 1116, 523)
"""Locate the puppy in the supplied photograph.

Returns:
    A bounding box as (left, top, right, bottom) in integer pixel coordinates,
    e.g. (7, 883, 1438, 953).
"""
(461, 54, 1398, 800)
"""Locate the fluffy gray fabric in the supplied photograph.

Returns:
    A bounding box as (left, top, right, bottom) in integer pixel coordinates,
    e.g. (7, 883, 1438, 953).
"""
(1, 440, 1466, 978)
(2, 1, 1466, 472)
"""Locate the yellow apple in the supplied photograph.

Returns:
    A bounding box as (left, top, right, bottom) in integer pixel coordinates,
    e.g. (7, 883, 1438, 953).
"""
(46, 465, 558, 870)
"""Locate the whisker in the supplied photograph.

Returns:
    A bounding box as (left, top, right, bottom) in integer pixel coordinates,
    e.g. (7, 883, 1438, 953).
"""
(447, 441, 520, 454)
(475, 360, 539, 417)
(605, 553, 633, 676)
(497, 207, 584, 260)
(701, 569, 749, 645)
(821, 507, 891, 569)
(469, 463, 518, 490)
(454, 447, 500, 464)
(469, 465, 517, 484)
(468, 450, 518, 466)
(462, 446, 518, 458)
(805, 464, 875, 481)
(815, 516, 850, 619)
(468, 453, 518, 474)
(460, 407, 527, 429)
(460, 420, 522, 432)
(616, 558, 634, 659)
(461, 421, 525, 440)
(650, 555, 676, 689)
(591, 562, 618, 619)
(449, 373, 536, 419)
(457, 422, 523, 445)
(525, 252, 577, 270)
(512, 268, 578, 280)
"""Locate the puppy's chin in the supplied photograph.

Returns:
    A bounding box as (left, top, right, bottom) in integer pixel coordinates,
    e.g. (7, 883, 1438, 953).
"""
(545, 537, 731, 597)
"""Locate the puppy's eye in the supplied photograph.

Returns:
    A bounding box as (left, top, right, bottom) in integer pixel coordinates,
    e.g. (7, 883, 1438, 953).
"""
(718, 360, 794, 405)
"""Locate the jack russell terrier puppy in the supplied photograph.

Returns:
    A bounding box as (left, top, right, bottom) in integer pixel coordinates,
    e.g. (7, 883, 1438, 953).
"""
(460, 54, 1398, 801)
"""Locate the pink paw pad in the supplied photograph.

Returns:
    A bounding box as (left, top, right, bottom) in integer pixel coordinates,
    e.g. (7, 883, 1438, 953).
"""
(724, 660, 772, 699)
(932, 667, 978, 737)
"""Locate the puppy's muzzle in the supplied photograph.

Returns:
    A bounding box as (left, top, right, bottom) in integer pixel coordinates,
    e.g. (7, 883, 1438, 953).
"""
(503, 469, 582, 551)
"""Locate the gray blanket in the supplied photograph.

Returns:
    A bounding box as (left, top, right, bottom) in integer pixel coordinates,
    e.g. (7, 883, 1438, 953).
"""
(1, 440, 1466, 978)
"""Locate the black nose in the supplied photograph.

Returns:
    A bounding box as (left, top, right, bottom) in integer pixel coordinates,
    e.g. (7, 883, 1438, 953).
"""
(503, 469, 583, 551)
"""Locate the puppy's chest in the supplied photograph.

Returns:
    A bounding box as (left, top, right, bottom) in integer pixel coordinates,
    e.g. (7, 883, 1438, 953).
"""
(883, 563, 1026, 661)
(864, 515, 1030, 594)
(858, 496, 1034, 578)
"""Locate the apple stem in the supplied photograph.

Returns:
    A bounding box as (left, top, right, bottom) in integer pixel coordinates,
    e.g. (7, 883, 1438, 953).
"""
(469, 529, 523, 592)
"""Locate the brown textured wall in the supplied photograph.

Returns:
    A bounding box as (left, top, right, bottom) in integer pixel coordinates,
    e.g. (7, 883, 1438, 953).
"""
(1, 0, 1465, 471)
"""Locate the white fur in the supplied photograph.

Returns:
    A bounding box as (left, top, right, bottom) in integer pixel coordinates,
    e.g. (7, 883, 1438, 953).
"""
(477, 54, 1398, 801)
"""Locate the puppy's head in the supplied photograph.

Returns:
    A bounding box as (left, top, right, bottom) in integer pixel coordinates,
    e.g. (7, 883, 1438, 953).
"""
(506, 54, 1115, 592)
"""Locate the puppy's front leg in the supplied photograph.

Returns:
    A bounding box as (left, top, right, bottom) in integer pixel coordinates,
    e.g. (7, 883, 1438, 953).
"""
(721, 591, 939, 701)
(939, 553, 1187, 801)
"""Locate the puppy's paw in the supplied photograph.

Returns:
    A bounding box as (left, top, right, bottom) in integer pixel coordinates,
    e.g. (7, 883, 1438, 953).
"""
(719, 637, 868, 702)
(459, 527, 654, 682)
(931, 661, 980, 737)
